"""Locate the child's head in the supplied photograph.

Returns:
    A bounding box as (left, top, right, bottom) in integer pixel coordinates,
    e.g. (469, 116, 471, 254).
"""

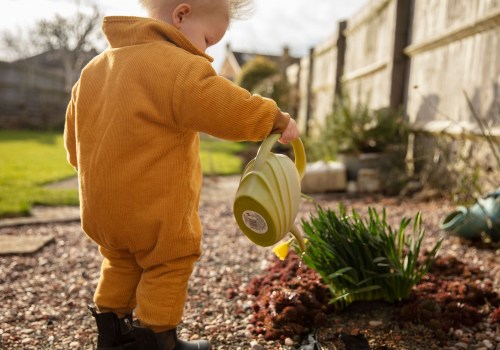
(139, 0, 253, 52)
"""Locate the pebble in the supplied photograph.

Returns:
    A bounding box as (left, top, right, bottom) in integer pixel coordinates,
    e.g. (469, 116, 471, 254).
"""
(205, 325, 217, 332)
(454, 342, 469, 350)
(250, 340, 265, 350)
(476, 333, 487, 341)
(245, 331, 253, 338)
(284, 337, 294, 346)
(482, 339, 494, 349)
(369, 320, 383, 327)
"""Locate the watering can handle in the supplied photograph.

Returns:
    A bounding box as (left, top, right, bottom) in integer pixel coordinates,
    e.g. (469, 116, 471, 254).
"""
(254, 134, 307, 180)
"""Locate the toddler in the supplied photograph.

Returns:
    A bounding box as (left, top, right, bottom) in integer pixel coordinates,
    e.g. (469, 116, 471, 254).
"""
(64, 0, 299, 349)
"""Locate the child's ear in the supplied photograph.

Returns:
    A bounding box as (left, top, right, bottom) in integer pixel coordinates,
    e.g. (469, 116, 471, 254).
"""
(172, 3, 192, 28)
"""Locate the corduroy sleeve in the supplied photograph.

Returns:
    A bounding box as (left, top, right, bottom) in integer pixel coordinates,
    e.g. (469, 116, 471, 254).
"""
(64, 83, 78, 170)
(172, 57, 281, 142)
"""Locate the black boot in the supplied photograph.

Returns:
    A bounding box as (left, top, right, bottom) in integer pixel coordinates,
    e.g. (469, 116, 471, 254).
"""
(89, 306, 137, 350)
(156, 328, 210, 350)
(133, 325, 211, 350)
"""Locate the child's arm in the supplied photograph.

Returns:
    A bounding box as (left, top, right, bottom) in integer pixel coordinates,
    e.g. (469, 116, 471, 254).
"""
(172, 57, 299, 142)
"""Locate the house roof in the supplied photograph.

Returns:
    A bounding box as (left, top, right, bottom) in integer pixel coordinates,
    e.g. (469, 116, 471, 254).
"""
(231, 49, 300, 70)
(14, 48, 97, 70)
(220, 44, 301, 81)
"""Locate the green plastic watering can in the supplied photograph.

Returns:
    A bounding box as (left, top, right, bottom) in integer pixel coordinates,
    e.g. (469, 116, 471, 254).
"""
(440, 189, 500, 242)
(233, 134, 307, 251)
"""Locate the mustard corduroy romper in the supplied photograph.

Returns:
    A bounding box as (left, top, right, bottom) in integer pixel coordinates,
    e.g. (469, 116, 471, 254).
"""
(64, 16, 290, 329)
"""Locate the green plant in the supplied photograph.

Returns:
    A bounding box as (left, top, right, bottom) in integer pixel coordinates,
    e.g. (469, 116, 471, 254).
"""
(303, 91, 408, 163)
(330, 91, 408, 155)
(300, 205, 441, 309)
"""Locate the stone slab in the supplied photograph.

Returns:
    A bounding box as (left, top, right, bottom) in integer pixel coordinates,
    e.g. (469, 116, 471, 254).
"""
(0, 234, 55, 255)
(0, 206, 81, 228)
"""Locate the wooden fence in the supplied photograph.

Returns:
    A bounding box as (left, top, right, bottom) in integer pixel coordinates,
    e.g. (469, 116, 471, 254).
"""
(0, 61, 69, 128)
(291, 0, 500, 138)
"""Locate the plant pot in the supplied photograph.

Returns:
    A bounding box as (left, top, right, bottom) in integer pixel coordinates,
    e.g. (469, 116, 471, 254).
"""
(338, 153, 383, 181)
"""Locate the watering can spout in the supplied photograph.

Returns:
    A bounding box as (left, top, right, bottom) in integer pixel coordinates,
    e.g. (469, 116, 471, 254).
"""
(290, 225, 306, 252)
(233, 134, 307, 250)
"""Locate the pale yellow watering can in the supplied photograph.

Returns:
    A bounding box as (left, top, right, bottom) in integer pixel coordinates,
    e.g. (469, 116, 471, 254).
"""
(233, 134, 307, 252)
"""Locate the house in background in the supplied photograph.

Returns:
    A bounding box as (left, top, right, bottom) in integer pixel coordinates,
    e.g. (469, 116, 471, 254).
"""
(14, 49, 97, 90)
(219, 43, 300, 82)
(219, 43, 302, 119)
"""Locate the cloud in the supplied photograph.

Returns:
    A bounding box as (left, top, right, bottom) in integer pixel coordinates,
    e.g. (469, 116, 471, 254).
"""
(224, 0, 366, 56)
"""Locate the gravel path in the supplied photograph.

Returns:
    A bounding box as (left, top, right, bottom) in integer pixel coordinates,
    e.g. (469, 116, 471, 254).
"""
(0, 179, 499, 349)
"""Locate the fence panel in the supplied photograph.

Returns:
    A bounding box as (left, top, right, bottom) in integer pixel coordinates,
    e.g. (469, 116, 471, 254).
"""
(342, 0, 398, 110)
(0, 61, 68, 128)
(405, 0, 500, 135)
(308, 33, 339, 137)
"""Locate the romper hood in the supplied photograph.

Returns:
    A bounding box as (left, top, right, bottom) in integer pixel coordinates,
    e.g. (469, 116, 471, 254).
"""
(102, 16, 214, 62)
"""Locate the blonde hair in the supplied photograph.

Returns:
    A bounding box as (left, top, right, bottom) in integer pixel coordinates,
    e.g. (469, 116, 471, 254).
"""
(229, 0, 254, 19)
(138, 0, 254, 20)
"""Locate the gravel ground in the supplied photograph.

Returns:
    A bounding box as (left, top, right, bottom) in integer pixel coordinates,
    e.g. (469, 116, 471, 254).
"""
(0, 180, 499, 349)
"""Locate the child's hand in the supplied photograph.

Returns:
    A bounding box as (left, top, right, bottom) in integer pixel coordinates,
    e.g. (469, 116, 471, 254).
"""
(279, 116, 300, 144)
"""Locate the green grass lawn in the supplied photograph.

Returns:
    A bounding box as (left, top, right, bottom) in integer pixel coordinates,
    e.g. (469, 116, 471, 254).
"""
(0, 130, 79, 217)
(200, 135, 247, 175)
(0, 131, 248, 218)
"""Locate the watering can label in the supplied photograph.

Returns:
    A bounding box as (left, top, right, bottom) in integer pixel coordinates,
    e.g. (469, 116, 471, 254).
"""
(242, 210, 268, 234)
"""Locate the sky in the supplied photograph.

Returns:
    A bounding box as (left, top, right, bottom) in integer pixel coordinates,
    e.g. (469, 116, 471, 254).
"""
(0, 0, 367, 71)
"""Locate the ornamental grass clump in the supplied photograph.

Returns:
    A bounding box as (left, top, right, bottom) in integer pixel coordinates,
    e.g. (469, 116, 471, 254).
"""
(301, 205, 441, 309)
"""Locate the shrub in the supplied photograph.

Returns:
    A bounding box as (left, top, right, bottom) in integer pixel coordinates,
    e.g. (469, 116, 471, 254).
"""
(236, 56, 279, 92)
(236, 56, 290, 110)
(330, 95, 408, 155)
(300, 205, 442, 309)
(303, 91, 408, 163)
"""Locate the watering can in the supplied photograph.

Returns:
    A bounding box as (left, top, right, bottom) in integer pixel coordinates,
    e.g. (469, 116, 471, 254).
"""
(440, 189, 500, 242)
(233, 134, 307, 251)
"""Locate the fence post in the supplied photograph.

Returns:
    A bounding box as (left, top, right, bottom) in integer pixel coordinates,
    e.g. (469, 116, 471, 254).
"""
(334, 21, 347, 99)
(305, 47, 315, 136)
(389, 0, 412, 111)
